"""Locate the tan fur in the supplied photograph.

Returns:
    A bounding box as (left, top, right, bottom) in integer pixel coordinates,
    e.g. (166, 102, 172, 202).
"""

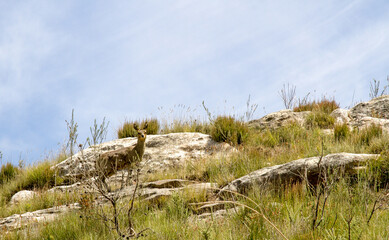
(96, 123, 148, 188)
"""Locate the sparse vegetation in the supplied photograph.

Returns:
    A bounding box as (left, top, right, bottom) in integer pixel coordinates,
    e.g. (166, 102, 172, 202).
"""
(369, 77, 388, 99)
(334, 123, 350, 141)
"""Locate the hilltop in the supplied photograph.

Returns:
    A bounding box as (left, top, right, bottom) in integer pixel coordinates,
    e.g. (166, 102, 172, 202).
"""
(1, 96, 389, 239)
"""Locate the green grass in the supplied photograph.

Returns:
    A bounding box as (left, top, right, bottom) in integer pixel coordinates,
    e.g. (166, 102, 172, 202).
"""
(0, 154, 66, 207)
(117, 118, 159, 138)
(0, 190, 78, 218)
(210, 116, 249, 145)
(0, 162, 19, 185)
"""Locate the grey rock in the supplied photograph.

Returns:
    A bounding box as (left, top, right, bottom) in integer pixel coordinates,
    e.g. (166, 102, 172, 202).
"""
(349, 96, 389, 131)
(9, 190, 36, 205)
(350, 95, 389, 119)
(248, 109, 309, 130)
(222, 153, 378, 194)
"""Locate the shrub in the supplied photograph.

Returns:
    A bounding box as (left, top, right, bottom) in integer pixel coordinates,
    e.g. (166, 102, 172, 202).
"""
(117, 118, 159, 138)
(305, 112, 335, 129)
(211, 116, 249, 145)
(0, 163, 18, 185)
(334, 123, 350, 141)
(367, 154, 389, 186)
(294, 97, 339, 114)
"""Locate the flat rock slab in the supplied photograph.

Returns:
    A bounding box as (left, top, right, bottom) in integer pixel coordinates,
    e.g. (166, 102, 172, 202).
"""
(222, 153, 378, 194)
(53, 132, 233, 180)
(141, 179, 195, 189)
(97, 180, 219, 203)
(0, 203, 81, 232)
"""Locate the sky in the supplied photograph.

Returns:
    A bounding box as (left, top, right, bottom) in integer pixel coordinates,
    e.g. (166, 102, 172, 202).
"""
(1, 0, 389, 165)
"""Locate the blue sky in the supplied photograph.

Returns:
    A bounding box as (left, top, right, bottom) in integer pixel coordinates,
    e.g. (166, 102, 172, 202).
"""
(1, 1, 389, 165)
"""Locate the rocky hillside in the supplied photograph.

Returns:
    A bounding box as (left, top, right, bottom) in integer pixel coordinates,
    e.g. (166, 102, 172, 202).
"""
(1, 96, 389, 239)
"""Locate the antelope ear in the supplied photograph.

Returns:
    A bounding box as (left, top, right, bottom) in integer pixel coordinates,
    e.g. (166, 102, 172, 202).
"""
(144, 122, 148, 129)
(133, 123, 139, 131)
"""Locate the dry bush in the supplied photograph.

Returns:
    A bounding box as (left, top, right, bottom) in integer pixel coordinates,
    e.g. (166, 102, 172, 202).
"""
(293, 97, 339, 114)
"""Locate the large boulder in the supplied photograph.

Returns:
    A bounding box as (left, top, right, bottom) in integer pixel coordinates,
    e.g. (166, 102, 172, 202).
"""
(248, 109, 309, 130)
(52, 132, 233, 181)
(350, 95, 389, 119)
(348, 96, 389, 131)
(222, 153, 378, 194)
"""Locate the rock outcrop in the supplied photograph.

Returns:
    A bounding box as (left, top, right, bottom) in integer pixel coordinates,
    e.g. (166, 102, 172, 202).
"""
(348, 96, 389, 131)
(248, 109, 309, 130)
(222, 153, 378, 194)
(52, 132, 233, 181)
(249, 96, 389, 132)
(350, 95, 389, 119)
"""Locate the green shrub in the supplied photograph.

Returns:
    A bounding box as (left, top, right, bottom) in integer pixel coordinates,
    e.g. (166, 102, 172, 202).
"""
(211, 116, 248, 145)
(0, 161, 62, 203)
(117, 118, 159, 138)
(334, 123, 350, 141)
(23, 161, 60, 189)
(0, 163, 18, 185)
(305, 112, 335, 129)
(294, 97, 339, 114)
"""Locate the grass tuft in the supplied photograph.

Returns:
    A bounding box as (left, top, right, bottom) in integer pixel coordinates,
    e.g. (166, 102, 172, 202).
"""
(305, 111, 335, 129)
(293, 96, 339, 114)
(334, 123, 350, 141)
(0, 162, 19, 185)
(211, 116, 249, 145)
(117, 118, 159, 138)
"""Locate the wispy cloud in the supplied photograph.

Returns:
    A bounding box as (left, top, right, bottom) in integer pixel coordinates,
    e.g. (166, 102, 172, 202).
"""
(1, 1, 389, 164)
